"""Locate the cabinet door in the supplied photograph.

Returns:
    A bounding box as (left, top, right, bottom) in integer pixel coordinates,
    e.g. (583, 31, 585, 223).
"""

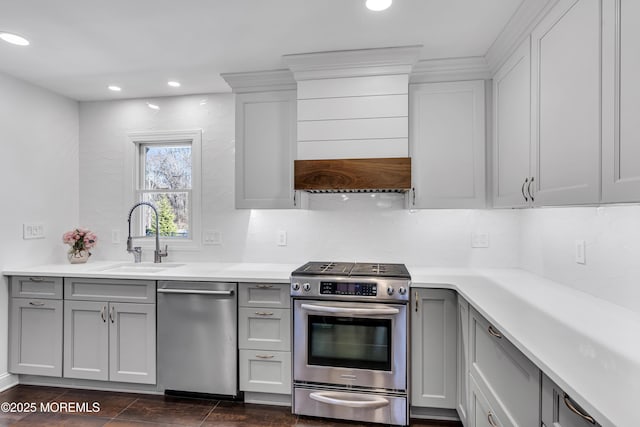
(493, 39, 532, 208)
(531, 0, 601, 205)
(63, 300, 109, 381)
(456, 297, 470, 426)
(410, 81, 486, 208)
(9, 299, 63, 377)
(108, 303, 156, 384)
(602, 0, 640, 202)
(411, 289, 457, 408)
(236, 90, 298, 209)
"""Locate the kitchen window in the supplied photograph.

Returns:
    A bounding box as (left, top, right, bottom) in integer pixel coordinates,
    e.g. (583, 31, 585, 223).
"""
(128, 130, 202, 249)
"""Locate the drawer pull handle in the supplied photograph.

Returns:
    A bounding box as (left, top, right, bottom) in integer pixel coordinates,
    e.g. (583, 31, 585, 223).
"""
(414, 292, 419, 312)
(488, 412, 499, 427)
(28, 301, 45, 306)
(255, 354, 274, 359)
(563, 393, 595, 424)
(488, 325, 503, 339)
(255, 312, 274, 316)
(28, 277, 45, 282)
(256, 284, 273, 289)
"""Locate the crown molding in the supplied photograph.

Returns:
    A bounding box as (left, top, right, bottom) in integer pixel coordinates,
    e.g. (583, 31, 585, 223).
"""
(283, 45, 423, 80)
(410, 57, 491, 84)
(220, 69, 296, 93)
(485, 0, 560, 73)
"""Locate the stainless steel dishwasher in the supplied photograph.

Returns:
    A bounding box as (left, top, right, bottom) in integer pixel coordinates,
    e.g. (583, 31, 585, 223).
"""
(157, 281, 238, 397)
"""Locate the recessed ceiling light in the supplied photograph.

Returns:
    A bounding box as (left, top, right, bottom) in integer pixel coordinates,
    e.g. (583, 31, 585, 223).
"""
(147, 102, 160, 110)
(168, 81, 181, 88)
(108, 85, 121, 92)
(0, 32, 30, 46)
(365, 0, 392, 11)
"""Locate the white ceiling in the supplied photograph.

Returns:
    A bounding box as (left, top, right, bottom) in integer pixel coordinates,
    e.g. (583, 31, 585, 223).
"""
(0, 0, 523, 101)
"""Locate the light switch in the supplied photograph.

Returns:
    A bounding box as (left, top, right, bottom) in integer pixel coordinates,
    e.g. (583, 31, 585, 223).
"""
(471, 232, 489, 248)
(575, 240, 586, 264)
(204, 230, 222, 245)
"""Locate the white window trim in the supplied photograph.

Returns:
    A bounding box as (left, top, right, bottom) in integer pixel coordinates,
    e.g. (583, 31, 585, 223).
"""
(127, 129, 202, 251)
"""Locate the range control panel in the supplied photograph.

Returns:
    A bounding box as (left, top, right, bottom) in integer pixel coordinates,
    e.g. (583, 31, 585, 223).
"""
(320, 281, 377, 296)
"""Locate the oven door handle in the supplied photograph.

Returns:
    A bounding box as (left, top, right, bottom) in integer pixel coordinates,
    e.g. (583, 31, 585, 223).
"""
(300, 303, 399, 316)
(309, 391, 390, 409)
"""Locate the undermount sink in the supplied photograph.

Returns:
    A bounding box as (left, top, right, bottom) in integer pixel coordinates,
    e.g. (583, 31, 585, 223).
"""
(97, 263, 185, 274)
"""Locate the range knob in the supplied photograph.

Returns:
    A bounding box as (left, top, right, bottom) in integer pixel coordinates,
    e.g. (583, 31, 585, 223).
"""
(303, 283, 311, 292)
(398, 286, 407, 295)
(291, 282, 300, 291)
(387, 286, 395, 296)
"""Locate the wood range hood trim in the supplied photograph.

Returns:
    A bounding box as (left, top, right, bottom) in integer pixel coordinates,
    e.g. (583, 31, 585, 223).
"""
(294, 157, 412, 193)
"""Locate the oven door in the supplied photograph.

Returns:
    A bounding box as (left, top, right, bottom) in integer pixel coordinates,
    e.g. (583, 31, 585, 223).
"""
(293, 299, 407, 391)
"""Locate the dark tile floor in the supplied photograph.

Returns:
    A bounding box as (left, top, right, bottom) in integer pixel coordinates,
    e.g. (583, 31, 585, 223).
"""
(0, 385, 462, 427)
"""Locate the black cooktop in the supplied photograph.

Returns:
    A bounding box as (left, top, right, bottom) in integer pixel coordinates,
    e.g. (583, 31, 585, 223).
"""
(292, 261, 410, 279)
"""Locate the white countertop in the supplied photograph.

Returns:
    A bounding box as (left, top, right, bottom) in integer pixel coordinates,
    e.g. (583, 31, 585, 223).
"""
(4, 262, 638, 427)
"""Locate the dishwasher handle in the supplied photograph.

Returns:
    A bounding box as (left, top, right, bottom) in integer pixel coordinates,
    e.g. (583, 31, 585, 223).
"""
(157, 288, 235, 296)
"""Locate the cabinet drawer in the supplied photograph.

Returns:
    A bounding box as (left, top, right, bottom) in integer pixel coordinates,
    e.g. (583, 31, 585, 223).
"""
(239, 307, 290, 351)
(470, 375, 505, 427)
(542, 373, 601, 427)
(239, 349, 291, 394)
(469, 308, 540, 427)
(11, 276, 63, 299)
(238, 283, 290, 308)
(64, 278, 155, 303)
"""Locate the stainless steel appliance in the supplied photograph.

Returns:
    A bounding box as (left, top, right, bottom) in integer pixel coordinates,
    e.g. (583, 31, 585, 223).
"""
(291, 262, 411, 426)
(157, 281, 238, 397)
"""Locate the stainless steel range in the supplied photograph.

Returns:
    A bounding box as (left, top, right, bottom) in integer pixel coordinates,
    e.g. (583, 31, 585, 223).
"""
(291, 262, 411, 427)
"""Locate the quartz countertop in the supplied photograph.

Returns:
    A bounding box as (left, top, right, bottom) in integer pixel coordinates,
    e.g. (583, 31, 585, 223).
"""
(4, 262, 637, 427)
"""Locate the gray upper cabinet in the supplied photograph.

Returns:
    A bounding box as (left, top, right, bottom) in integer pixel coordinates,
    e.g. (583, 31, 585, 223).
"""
(530, 0, 602, 206)
(410, 81, 486, 208)
(601, 0, 640, 202)
(9, 277, 63, 377)
(235, 89, 298, 209)
(411, 289, 457, 409)
(492, 39, 532, 208)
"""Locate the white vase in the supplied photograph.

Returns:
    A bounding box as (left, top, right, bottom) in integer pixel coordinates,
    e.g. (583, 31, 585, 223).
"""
(68, 249, 90, 264)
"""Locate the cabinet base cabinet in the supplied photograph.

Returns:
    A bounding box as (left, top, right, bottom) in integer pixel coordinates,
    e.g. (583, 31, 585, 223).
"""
(541, 374, 601, 427)
(469, 376, 504, 427)
(9, 298, 63, 377)
(239, 349, 291, 395)
(63, 300, 156, 384)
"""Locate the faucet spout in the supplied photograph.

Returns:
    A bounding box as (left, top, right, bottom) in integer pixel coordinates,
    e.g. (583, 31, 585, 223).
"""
(127, 202, 168, 263)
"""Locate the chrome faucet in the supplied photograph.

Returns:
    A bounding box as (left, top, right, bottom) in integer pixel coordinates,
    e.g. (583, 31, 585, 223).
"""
(126, 202, 168, 263)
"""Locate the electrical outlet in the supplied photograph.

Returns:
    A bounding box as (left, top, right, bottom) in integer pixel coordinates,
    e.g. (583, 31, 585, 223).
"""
(575, 240, 586, 264)
(23, 223, 45, 240)
(277, 230, 287, 246)
(471, 232, 489, 248)
(111, 229, 121, 244)
(204, 230, 222, 245)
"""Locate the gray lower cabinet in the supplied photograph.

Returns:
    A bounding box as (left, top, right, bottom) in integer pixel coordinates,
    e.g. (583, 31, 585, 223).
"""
(411, 289, 457, 409)
(9, 276, 63, 377)
(238, 282, 291, 395)
(468, 308, 540, 427)
(541, 373, 601, 427)
(63, 278, 156, 384)
(470, 375, 505, 427)
(456, 296, 470, 426)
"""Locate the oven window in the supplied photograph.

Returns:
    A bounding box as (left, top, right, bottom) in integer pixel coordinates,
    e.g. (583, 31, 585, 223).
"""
(307, 315, 391, 371)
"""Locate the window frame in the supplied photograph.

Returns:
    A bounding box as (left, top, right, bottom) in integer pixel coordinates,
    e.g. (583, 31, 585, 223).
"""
(128, 129, 202, 251)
